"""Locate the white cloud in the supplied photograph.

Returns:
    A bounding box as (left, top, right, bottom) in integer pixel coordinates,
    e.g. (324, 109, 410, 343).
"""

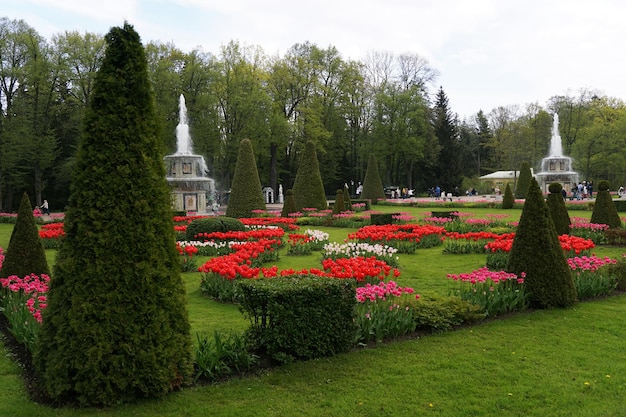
(4, 0, 626, 117)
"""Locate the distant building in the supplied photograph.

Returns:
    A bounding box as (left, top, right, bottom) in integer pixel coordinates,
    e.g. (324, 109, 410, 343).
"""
(480, 169, 535, 191)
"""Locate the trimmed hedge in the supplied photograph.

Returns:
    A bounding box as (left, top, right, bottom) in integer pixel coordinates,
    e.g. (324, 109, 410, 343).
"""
(361, 154, 385, 202)
(291, 141, 328, 211)
(515, 161, 532, 199)
(591, 180, 622, 229)
(238, 276, 357, 364)
(506, 178, 577, 308)
(502, 183, 514, 209)
(226, 139, 266, 218)
(1, 192, 50, 278)
(546, 182, 571, 235)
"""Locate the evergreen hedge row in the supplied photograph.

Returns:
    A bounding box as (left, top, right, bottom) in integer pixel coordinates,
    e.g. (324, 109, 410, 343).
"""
(238, 276, 357, 364)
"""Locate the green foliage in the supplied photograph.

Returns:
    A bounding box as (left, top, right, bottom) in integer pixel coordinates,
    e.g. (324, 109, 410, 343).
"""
(506, 178, 577, 308)
(34, 24, 193, 407)
(597, 180, 610, 191)
(332, 189, 345, 214)
(292, 141, 328, 211)
(238, 276, 357, 364)
(514, 161, 532, 199)
(407, 294, 484, 333)
(185, 217, 245, 241)
(361, 154, 385, 202)
(226, 139, 266, 218)
(501, 183, 514, 209)
(546, 183, 571, 235)
(370, 213, 395, 225)
(591, 182, 622, 229)
(342, 185, 352, 211)
(193, 331, 258, 383)
(1, 192, 50, 278)
(281, 189, 297, 217)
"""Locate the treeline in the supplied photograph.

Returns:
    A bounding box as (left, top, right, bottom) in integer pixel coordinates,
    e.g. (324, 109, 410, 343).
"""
(1, 16, 625, 211)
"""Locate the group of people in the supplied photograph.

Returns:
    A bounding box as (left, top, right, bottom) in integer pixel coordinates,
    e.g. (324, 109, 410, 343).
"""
(33, 199, 50, 216)
(570, 181, 594, 200)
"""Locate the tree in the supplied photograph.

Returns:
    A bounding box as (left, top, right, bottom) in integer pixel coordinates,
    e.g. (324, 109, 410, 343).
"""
(0, 192, 49, 277)
(291, 140, 327, 210)
(506, 178, 577, 308)
(501, 183, 514, 209)
(361, 153, 385, 201)
(225, 138, 266, 218)
(515, 161, 532, 199)
(332, 188, 345, 214)
(590, 180, 622, 229)
(546, 183, 571, 235)
(432, 87, 461, 190)
(35, 23, 193, 407)
(281, 188, 297, 217)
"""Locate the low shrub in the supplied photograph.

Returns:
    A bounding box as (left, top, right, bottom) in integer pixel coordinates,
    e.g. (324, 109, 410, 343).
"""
(194, 331, 258, 383)
(406, 294, 485, 333)
(238, 276, 356, 364)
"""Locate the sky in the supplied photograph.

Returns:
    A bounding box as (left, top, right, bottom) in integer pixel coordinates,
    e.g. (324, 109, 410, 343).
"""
(5, 0, 626, 119)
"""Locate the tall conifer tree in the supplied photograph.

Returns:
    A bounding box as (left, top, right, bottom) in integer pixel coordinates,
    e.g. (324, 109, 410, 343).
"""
(361, 154, 385, 202)
(35, 23, 193, 407)
(506, 178, 576, 308)
(225, 138, 266, 218)
(515, 161, 532, 199)
(292, 141, 327, 210)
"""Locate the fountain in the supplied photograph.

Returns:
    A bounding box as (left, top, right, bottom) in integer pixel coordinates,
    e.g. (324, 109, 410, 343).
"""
(535, 113, 579, 194)
(164, 95, 215, 213)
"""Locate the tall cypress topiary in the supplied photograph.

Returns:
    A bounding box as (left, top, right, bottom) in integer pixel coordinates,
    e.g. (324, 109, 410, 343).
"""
(35, 23, 193, 407)
(361, 154, 385, 202)
(225, 138, 266, 218)
(515, 161, 532, 199)
(342, 185, 352, 211)
(591, 180, 622, 229)
(546, 183, 571, 235)
(0, 192, 50, 278)
(501, 183, 514, 209)
(332, 189, 345, 214)
(292, 141, 327, 211)
(281, 189, 297, 217)
(506, 178, 577, 308)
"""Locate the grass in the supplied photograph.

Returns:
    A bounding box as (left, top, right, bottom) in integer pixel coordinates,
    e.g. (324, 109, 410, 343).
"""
(1, 207, 626, 416)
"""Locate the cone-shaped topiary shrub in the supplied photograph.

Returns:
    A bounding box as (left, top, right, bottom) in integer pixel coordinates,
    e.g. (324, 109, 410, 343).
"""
(35, 23, 193, 407)
(361, 154, 385, 202)
(281, 189, 297, 217)
(292, 141, 327, 211)
(591, 180, 622, 229)
(332, 189, 345, 215)
(546, 182, 571, 235)
(342, 185, 352, 211)
(514, 161, 532, 199)
(501, 183, 514, 209)
(506, 178, 577, 308)
(226, 138, 266, 218)
(0, 192, 50, 278)
(185, 217, 245, 241)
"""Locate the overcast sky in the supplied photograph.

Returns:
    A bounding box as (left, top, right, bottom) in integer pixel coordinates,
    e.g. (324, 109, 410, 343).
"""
(5, 0, 626, 119)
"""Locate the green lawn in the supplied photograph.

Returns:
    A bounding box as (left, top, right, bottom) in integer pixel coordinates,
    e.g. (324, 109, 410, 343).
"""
(1, 208, 626, 416)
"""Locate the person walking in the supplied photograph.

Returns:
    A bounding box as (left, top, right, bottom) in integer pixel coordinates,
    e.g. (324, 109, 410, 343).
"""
(41, 199, 50, 215)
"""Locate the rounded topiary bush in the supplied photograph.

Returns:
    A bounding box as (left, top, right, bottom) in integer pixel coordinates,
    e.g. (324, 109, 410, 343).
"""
(186, 217, 245, 241)
(597, 180, 610, 191)
(546, 183, 571, 235)
(548, 182, 562, 194)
